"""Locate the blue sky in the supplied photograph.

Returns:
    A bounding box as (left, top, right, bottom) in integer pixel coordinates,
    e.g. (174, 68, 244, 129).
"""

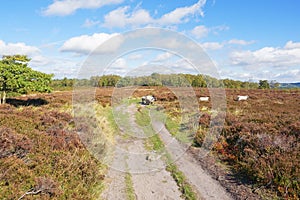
(0, 0, 299, 82)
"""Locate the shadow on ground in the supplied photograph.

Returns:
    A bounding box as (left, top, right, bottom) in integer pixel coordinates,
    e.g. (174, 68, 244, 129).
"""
(6, 98, 48, 107)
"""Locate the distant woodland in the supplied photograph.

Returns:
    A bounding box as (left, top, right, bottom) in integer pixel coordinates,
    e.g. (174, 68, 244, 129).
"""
(51, 73, 277, 90)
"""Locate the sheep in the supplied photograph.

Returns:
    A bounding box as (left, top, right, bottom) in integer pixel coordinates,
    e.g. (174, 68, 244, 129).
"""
(199, 96, 209, 102)
(141, 95, 156, 105)
(236, 95, 249, 101)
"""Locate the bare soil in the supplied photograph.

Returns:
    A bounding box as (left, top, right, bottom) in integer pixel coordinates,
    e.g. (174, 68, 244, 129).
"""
(101, 104, 183, 200)
(102, 103, 238, 200)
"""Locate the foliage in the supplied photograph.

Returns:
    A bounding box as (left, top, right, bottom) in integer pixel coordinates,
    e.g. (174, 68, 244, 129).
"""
(0, 92, 107, 199)
(166, 163, 197, 200)
(114, 86, 299, 199)
(259, 80, 270, 89)
(193, 88, 300, 199)
(125, 173, 136, 200)
(135, 106, 151, 127)
(50, 77, 74, 90)
(0, 55, 53, 104)
(53, 73, 262, 90)
(96, 74, 121, 87)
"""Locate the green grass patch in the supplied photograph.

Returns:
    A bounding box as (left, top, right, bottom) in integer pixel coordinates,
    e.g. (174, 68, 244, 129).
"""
(166, 163, 197, 200)
(125, 173, 136, 200)
(145, 134, 165, 152)
(112, 105, 134, 138)
(135, 106, 151, 127)
(165, 116, 180, 136)
(165, 115, 194, 144)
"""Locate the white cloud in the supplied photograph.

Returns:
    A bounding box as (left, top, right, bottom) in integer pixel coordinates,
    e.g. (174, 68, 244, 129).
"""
(158, 0, 206, 25)
(82, 19, 100, 28)
(274, 69, 300, 82)
(228, 39, 255, 45)
(191, 25, 229, 39)
(154, 52, 173, 62)
(171, 58, 196, 73)
(230, 41, 300, 69)
(210, 25, 229, 34)
(32, 56, 81, 78)
(152, 38, 182, 49)
(103, 0, 206, 28)
(201, 42, 223, 50)
(42, 0, 124, 16)
(105, 58, 128, 75)
(191, 25, 209, 39)
(220, 68, 300, 83)
(0, 40, 86, 78)
(103, 6, 152, 28)
(128, 53, 142, 60)
(284, 40, 300, 49)
(29, 55, 52, 67)
(60, 33, 121, 55)
(111, 58, 127, 69)
(227, 41, 300, 82)
(0, 40, 40, 56)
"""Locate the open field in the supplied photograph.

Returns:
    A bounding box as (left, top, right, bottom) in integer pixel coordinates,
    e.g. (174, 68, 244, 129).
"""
(0, 87, 299, 199)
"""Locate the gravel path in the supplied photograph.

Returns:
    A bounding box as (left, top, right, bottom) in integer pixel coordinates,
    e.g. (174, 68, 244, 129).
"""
(152, 120, 233, 200)
(101, 104, 183, 200)
(100, 168, 127, 200)
(102, 103, 233, 200)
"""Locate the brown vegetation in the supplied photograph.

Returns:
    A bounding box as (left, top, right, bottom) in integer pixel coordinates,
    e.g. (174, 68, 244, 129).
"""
(0, 91, 104, 199)
(136, 87, 299, 199)
(1, 87, 299, 199)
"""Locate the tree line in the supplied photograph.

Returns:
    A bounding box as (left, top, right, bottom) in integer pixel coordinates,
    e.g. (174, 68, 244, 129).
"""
(52, 73, 274, 89)
(0, 54, 276, 105)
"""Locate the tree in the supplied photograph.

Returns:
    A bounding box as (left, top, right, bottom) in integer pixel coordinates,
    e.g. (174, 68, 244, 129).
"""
(270, 80, 280, 89)
(259, 80, 270, 89)
(0, 55, 53, 104)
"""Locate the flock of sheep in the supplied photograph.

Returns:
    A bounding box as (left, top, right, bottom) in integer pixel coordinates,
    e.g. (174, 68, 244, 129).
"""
(199, 95, 249, 102)
(142, 95, 249, 105)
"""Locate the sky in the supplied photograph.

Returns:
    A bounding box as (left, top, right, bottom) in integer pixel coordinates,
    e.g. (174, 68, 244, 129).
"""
(0, 0, 300, 82)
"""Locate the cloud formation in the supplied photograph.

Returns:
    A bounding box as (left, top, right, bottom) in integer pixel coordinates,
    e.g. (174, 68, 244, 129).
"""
(0, 40, 40, 56)
(228, 39, 255, 45)
(60, 33, 121, 55)
(42, 0, 123, 16)
(103, 0, 206, 28)
(82, 19, 101, 28)
(191, 25, 229, 39)
(201, 42, 223, 50)
(230, 41, 300, 69)
(191, 25, 209, 39)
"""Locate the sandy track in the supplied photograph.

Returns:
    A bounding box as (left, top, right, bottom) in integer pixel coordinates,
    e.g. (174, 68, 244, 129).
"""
(152, 120, 233, 200)
(100, 168, 127, 200)
(101, 104, 183, 200)
(102, 103, 233, 199)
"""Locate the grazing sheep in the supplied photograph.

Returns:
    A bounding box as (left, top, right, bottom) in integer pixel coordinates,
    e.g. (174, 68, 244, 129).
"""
(236, 95, 249, 101)
(199, 96, 209, 101)
(141, 95, 156, 105)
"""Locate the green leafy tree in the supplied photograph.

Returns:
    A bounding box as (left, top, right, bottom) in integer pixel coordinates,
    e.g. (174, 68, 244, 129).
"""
(259, 80, 270, 89)
(0, 55, 53, 104)
(98, 75, 121, 87)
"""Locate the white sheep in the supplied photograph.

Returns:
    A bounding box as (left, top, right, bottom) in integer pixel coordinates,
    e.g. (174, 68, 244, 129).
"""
(199, 96, 209, 101)
(236, 95, 249, 101)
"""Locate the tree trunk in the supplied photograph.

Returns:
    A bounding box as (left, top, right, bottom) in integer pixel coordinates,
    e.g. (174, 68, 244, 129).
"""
(2, 91, 6, 104)
(0, 92, 2, 104)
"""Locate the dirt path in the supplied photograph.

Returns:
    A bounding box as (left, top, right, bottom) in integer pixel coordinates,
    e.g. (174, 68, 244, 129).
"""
(152, 120, 233, 200)
(102, 103, 234, 199)
(101, 104, 183, 200)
